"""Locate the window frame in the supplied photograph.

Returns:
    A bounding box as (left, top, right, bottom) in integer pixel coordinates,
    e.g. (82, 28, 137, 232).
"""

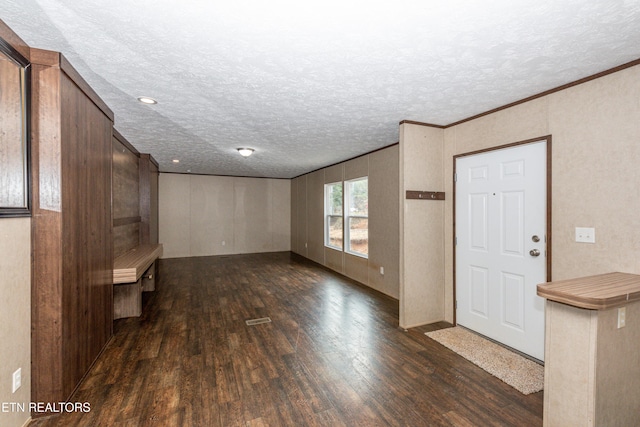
(344, 176, 368, 258)
(324, 181, 343, 250)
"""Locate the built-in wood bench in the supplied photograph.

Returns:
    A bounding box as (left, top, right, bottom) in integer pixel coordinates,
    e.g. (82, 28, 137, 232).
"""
(113, 243, 163, 319)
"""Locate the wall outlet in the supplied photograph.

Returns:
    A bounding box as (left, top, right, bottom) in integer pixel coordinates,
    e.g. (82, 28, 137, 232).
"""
(575, 227, 596, 243)
(221, 240, 225, 246)
(380, 266, 384, 275)
(12, 368, 21, 393)
(618, 307, 626, 328)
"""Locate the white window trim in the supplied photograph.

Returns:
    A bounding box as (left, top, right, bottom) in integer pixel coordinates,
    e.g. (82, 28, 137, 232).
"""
(324, 182, 343, 250)
(344, 177, 368, 259)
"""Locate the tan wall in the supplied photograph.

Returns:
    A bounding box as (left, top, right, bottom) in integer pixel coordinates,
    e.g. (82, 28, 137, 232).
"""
(290, 177, 298, 254)
(594, 302, 640, 425)
(291, 145, 400, 299)
(159, 173, 291, 258)
(399, 124, 445, 327)
(543, 299, 640, 426)
(306, 171, 325, 265)
(368, 147, 400, 299)
(441, 64, 640, 323)
(324, 164, 345, 274)
(0, 218, 31, 427)
(293, 175, 308, 257)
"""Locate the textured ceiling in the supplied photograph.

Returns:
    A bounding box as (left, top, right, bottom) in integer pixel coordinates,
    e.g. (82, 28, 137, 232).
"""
(2, 0, 640, 178)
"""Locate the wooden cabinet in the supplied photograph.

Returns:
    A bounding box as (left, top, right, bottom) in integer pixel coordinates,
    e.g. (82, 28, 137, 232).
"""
(30, 48, 114, 414)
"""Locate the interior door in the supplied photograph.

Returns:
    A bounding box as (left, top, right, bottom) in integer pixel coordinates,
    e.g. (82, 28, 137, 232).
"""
(455, 140, 547, 361)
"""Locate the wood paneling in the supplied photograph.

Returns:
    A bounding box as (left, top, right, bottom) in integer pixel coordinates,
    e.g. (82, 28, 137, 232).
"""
(139, 153, 159, 245)
(113, 222, 140, 258)
(112, 134, 159, 253)
(29, 253, 543, 426)
(112, 135, 140, 220)
(113, 280, 142, 319)
(29, 48, 113, 121)
(141, 262, 156, 292)
(0, 20, 30, 60)
(31, 58, 64, 411)
(113, 216, 141, 227)
(62, 68, 113, 405)
(30, 49, 114, 414)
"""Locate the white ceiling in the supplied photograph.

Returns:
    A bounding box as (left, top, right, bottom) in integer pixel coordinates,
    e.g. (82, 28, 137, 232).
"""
(2, 0, 640, 178)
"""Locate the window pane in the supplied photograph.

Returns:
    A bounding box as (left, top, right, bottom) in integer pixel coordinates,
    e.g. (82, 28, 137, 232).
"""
(327, 183, 342, 215)
(328, 216, 343, 249)
(325, 182, 343, 249)
(348, 179, 367, 216)
(348, 217, 368, 256)
(346, 177, 368, 257)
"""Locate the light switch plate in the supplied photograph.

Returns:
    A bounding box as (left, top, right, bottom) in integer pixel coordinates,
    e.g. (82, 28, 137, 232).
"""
(575, 227, 595, 243)
(12, 368, 21, 393)
(618, 307, 626, 328)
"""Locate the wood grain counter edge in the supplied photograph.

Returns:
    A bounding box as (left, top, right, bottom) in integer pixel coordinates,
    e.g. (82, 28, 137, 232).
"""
(537, 272, 640, 310)
(113, 243, 163, 284)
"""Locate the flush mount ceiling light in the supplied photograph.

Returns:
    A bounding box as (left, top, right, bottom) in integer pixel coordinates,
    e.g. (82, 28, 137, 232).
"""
(172, 159, 180, 163)
(137, 96, 157, 105)
(237, 148, 255, 157)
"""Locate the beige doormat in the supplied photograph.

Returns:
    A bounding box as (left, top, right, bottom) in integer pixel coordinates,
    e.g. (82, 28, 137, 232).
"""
(425, 327, 544, 395)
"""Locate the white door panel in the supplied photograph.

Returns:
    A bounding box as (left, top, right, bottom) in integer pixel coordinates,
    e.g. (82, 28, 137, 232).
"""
(456, 141, 546, 361)
(469, 194, 488, 251)
(469, 266, 489, 318)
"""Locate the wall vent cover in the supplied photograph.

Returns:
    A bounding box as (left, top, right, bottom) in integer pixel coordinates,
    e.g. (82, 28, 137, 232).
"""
(245, 317, 272, 326)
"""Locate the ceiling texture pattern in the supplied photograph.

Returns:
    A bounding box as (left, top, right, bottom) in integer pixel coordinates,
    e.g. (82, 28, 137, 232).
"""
(2, 0, 640, 178)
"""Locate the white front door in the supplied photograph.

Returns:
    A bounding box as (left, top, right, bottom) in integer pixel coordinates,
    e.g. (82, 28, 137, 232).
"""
(455, 140, 547, 361)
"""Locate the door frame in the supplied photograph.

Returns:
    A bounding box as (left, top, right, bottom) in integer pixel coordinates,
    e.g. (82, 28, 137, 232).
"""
(453, 135, 552, 325)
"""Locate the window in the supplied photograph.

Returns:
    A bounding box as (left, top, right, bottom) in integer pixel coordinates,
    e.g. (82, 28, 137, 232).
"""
(324, 182, 343, 250)
(345, 177, 368, 257)
(324, 177, 368, 257)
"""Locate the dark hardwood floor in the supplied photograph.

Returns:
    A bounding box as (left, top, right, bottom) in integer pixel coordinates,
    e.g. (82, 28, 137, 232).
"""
(31, 252, 543, 426)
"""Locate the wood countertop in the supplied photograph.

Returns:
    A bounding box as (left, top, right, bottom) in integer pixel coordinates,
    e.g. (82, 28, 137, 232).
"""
(537, 272, 640, 310)
(113, 243, 163, 284)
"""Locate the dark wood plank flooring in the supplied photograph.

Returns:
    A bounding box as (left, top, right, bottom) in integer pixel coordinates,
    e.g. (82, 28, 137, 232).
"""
(31, 252, 543, 426)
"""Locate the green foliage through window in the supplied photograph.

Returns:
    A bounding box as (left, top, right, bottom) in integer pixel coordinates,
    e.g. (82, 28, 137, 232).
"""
(325, 182, 343, 250)
(346, 178, 368, 257)
(324, 177, 368, 258)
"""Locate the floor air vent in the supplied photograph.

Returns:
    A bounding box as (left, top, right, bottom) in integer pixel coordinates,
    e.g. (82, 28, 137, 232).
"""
(245, 317, 272, 326)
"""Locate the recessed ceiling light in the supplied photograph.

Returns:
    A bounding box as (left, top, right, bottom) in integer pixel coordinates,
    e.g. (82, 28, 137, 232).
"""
(137, 96, 157, 105)
(172, 159, 180, 163)
(237, 148, 255, 157)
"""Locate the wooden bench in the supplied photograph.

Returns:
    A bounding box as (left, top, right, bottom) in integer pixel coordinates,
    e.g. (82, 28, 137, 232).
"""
(113, 243, 163, 319)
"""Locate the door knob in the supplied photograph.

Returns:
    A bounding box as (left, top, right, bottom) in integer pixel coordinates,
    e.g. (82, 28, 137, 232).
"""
(531, 235, 540, 242)
(529, 249, 541, 257)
